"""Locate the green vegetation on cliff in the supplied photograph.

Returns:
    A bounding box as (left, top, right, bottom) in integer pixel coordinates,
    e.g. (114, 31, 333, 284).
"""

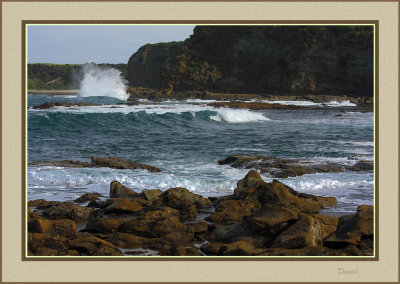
(128, 25, 373, 98)
(28, 63, 128, 90)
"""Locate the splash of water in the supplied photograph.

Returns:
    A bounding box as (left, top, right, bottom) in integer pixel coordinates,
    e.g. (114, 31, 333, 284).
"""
(78, 63, 129, 100)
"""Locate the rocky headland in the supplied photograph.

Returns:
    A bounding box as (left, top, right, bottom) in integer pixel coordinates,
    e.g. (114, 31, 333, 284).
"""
(27, 170, 373, 257)
(128, 26, 373, 99)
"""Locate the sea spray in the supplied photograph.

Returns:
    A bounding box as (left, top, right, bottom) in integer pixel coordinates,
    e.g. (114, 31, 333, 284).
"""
(78, 63, 129, 100)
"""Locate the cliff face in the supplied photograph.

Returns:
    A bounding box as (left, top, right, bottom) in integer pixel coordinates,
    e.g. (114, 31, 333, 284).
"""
(127, 26, 373, 97)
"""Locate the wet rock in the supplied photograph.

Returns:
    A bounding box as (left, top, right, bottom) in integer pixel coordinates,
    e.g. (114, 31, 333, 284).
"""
(70, 233, 123, 256)
(347, 160, 373, 171)
(219, 155, 370, 178)
(110, 181, 139, 198)
(74, 193, 102, 203)
(104, 198, 143, 214)
(28, 218, 78, 238)
(42, 202, 95, 220)
(91, 156, 162, 172)
(206, 200, 259, 224)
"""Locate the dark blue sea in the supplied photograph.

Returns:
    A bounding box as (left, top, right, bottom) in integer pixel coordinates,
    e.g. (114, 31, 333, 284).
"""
(27, 94, 374, 216)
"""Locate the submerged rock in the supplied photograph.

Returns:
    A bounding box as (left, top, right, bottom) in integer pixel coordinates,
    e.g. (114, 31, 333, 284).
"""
(28, 156, 162, 172)
(219, 155, 372, 178)
(208, 101, 305, 110)
(32, 101, 99, 109)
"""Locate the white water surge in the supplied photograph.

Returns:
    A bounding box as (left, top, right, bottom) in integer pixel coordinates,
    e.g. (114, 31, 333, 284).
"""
(78, 63, 129, 100)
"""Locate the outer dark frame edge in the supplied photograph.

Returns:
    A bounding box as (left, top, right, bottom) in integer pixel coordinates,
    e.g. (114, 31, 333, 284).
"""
(0, 0, 394, 281)
(21, 19, 380, 263)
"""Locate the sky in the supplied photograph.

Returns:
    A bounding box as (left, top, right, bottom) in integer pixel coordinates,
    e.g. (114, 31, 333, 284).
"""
(27, 25, 196, 64)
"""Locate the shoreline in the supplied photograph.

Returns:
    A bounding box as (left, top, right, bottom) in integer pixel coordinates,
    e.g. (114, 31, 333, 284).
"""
(27, 88, 373, 108)
(27, 169, 374, 257)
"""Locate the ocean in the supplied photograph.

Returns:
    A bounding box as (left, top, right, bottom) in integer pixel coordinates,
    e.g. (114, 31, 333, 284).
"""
(27, 94, 374, 217)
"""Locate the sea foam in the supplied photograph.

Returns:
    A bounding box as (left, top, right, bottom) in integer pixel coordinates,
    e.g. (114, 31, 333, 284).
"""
(78, 63, 129, 100)
(210, 109, 270, 123)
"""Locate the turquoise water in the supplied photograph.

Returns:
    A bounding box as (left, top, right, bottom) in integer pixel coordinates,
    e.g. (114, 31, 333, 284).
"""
(27, 94, 374, 216)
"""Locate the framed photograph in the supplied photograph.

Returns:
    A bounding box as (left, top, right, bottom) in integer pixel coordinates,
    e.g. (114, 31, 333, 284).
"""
(1, 1, 399, 283)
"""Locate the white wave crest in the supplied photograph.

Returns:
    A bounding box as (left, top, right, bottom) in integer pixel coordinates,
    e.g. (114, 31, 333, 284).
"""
(210, 109, 270, 123)
(78, 63, 128, 100)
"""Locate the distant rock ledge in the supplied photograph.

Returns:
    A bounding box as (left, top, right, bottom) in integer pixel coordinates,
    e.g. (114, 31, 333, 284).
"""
(219, 155, 373, 178)
(28, 156, 162, 173)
